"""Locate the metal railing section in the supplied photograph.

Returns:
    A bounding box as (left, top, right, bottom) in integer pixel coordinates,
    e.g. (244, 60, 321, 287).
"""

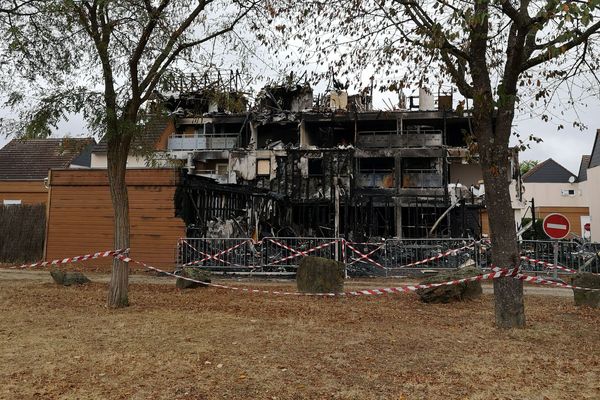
(167, 133, 239, 151)
(175, 237, 600, 276)
(520, 240, 600, 274)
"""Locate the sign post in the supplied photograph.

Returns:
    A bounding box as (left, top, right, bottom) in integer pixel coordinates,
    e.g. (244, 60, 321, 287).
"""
(542, 213, 570, 279)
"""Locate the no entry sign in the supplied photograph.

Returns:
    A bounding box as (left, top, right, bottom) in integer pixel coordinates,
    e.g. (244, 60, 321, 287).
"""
(543, 213, 570, 240)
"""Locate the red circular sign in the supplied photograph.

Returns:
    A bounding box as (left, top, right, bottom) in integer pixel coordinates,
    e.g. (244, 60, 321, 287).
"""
(543, 213, 571, 239)
(585, 223, 591, 232)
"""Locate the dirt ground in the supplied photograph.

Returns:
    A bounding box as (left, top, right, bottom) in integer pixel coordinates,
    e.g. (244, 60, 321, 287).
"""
(1, 271, 599, 400)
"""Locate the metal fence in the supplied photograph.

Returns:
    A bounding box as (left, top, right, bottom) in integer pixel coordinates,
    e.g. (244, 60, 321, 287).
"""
(176, 237, 600, 276)
(177, 238, 261, 273)
(520, 240, 600, 274)
(177, 237, 341, 275)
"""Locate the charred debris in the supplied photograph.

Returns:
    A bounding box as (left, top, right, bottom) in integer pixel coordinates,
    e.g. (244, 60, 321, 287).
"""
(165, 73, 521, 241)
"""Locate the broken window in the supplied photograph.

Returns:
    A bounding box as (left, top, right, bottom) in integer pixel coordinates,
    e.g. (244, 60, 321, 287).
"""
(359, 157, 395, 171)
(257, 124, 299, 148)
(305, 121, 354, 147)
(257, 159, 271, 176)
(308, 158, 324, 176)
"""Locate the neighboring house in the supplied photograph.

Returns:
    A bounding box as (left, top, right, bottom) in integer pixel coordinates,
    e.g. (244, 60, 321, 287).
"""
(90, 118, 175, 168)
(587, 129, 600, 241)
(0, 138, 95, 205)
(522, 156, 591, 238)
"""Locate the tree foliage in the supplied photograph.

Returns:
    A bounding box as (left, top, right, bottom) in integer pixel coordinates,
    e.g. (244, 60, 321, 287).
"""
(0, 0, 268, 307)
(520, 159, 540, 175)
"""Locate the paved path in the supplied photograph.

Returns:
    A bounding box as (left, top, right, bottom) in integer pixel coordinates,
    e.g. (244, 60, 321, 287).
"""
(0, 268, 573, 297)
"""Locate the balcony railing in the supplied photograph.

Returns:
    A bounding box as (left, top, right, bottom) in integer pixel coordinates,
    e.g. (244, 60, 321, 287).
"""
(401, 169, 443, 188)
(357, 169, 395, 188)
(356, 129, 442, 148)
(168, 133, 239, 151)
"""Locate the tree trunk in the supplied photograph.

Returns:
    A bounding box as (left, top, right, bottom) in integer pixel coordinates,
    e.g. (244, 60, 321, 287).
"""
(106, 132, 131, 308)
(476, 118, 525, 329)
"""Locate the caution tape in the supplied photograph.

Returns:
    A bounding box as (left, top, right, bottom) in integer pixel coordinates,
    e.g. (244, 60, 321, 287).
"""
(182, 240, 251, 267)
(344, 241, 386, 269)
(520, 255, 579, 274)
(13, 249, 128, 269)
(516, 273, 600, 291)
(266, 238, 339, 266)
(117, 254, 524, 296)
(385, 242, 477, 270)
(181, 239, 249, 269)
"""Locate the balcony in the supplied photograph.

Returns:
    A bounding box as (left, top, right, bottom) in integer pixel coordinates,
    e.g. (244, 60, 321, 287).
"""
(356, 129, 442, 148)
(168, 133, 239, 151)
(401, 169, 443, 188)
(356, 170, 395, 188)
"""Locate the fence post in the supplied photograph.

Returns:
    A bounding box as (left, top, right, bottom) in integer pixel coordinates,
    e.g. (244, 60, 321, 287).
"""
(384, 239, 388, 278)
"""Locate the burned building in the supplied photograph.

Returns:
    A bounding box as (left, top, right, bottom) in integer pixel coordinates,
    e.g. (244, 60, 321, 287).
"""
(166, 77, 523, 240)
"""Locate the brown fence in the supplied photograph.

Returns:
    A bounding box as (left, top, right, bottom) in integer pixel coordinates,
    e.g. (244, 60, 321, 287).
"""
(0, 204, 46, 263)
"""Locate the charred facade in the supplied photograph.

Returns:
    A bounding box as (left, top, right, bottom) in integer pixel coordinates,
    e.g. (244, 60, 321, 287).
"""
(169, 78, 522, 240)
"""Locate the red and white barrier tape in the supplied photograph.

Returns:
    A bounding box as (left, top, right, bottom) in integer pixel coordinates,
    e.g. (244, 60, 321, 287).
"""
(386, 243, 476, 270)
(516, 273, 600, 291)
(344, 242, 386, 269)
(13, 248, 128, 269)
(117, 254, 525, 296)
(520, 255, 579, 274)
(182, 240, 250, 267)
(181, 239, 249, 269)
(266, 238, 339, 266)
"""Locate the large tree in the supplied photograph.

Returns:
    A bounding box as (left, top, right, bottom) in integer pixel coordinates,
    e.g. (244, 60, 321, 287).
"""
(282, 0, 600, 327)
(0, 0, 263, 307)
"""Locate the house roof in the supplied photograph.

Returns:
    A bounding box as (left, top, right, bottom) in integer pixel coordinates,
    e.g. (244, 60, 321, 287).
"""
(93, 117, 171, 153)
(0, 138, 95, 180)
(577, 155, 591, 182)
(590, 129, 600, 169)
(522, 158, 578, 183)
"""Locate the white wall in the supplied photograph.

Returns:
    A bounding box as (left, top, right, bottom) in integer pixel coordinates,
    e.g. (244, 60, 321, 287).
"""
(522, 181, 587, 207)
(90, 153, 170, 168)
(228, 150, 282, 183)
(587, 166, 600, 241)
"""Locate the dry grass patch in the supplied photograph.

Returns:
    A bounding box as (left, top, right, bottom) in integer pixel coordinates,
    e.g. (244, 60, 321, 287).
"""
(0, 277, 599, 400)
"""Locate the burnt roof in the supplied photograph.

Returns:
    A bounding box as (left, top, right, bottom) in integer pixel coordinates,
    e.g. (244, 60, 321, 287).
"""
(93, 117, 170, 153)
(577, 155, 591, 182)
(0, 138, 95, 180)
(590, 129, 600, 169)
(522, 158, 577, 183)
